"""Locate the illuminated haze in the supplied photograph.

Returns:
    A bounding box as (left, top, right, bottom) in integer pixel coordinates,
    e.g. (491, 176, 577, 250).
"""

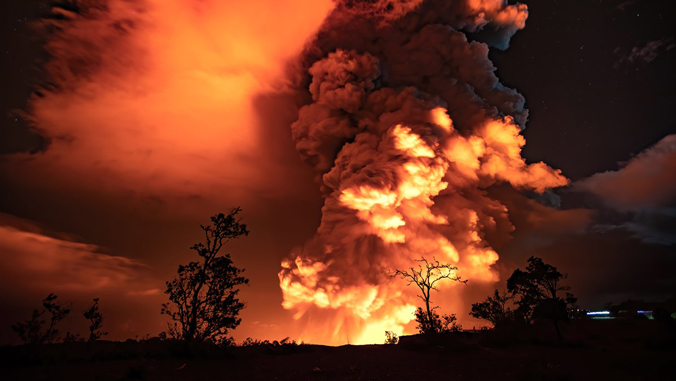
(8, 0, 334, 205)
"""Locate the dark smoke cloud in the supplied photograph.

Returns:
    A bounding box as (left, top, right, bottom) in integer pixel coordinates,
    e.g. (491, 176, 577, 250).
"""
(279, 0, 568, 344)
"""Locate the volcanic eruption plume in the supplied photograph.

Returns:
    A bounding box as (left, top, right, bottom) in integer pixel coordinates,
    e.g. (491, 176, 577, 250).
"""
(279, 0, 568, 345)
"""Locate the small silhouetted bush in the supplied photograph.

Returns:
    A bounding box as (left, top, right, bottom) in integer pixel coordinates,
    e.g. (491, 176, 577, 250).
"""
(83, 298, 108, 342)
(384, 331, 399, 344)
(238, 336, 304, 356)
(62, 331, 83, 343)
(414, 307, 462, 334)
(440, 313, 462, 332)
(12, 294, 72, 345)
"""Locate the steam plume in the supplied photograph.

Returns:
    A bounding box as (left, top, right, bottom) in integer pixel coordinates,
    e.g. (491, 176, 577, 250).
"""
(279, 0, 567, 345)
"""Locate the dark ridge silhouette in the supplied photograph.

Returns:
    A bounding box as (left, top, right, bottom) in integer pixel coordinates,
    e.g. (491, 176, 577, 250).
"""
(1, 319, 674, 381)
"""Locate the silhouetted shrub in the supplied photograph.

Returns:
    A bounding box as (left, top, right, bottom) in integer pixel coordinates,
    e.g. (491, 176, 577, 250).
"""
(11, 294, 72, 345)
(414, 307, 462, 334)
(384, 331, 399, 344)
(238, 336, 303, 356)
(83, 298, 107, 342)
(469, 289, 514, 327)
(440, 313, 462, 332)
(62, 331, 83, 343)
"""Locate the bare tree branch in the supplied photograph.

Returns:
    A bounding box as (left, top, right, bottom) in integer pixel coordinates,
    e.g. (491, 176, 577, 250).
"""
(390, 257, 466, 334)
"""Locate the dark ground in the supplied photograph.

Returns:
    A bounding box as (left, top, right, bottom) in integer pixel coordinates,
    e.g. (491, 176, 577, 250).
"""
(1, 320, 674, 381)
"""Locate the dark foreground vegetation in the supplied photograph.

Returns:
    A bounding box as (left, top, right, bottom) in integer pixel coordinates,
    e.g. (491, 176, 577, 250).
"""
(4, 214, 674, 380)
(2, 318, 674, 381)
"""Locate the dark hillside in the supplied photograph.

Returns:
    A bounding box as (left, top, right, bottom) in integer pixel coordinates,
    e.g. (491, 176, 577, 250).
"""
(2, 319, 673, 381)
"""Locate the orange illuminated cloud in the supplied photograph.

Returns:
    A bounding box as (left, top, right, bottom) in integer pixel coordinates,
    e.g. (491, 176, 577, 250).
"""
(0, 213, 168, 343)
(0, 216, 159, 295)
(8, 0, 333, 206)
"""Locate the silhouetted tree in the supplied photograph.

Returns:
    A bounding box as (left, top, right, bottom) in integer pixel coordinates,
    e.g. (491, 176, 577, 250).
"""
(507, 256, 576, 341)
(161, 208, 249, 344)
(83, 298, 107, 342)
(12, 294, 72, 345)
(392, 257, 466, 334)
(469, 289, 514, 327)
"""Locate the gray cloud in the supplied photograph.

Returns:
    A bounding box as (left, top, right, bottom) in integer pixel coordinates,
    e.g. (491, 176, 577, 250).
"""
(574, 134, 676, 246)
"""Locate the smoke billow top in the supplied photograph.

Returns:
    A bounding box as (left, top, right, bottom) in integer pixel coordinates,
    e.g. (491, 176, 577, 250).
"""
(278, 0, 568, 345)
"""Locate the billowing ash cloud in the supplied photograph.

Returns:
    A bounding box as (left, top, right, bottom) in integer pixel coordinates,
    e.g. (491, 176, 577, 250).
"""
(279, 0, 568, 344)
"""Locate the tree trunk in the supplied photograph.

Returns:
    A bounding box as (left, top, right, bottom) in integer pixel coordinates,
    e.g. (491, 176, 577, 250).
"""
(424, 290, 434, 333)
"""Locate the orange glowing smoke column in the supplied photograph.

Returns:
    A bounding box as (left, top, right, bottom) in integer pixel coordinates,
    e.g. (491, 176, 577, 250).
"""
(278, 0, 568, 345)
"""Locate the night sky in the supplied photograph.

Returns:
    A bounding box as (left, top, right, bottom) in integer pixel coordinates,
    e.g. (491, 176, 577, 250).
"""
(0, 0, 674, 345)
